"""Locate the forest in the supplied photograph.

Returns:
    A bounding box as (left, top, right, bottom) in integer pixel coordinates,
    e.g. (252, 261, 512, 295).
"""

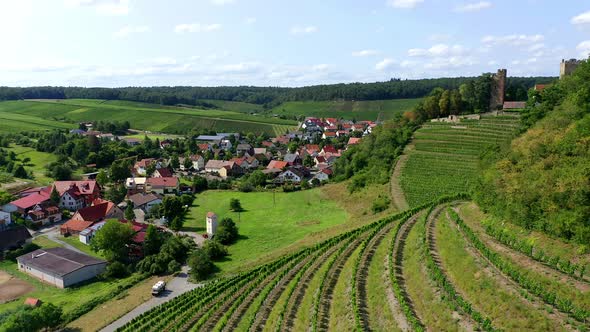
(0, 76, 553, 108)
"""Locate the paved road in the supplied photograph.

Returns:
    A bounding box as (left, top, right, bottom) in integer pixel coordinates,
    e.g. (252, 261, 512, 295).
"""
(100, 265, 200, 332)
(31, 224, 85, 254)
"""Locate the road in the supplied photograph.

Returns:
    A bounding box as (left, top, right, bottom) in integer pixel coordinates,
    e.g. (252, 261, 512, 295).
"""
(31, 223, 85, 254)
(100, 265, 201, 332)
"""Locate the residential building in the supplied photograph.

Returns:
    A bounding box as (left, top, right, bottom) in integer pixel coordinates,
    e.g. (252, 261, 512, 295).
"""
(276, 168, 305, 183)
(146, 177, 179, 195)
(53, 181, 101, 210)
(17, 248, 107, 288)
(153, 168, 173, 178)
(128, 192, 163, 214)
(236, 143, 254, 156)
(60, 200, 122, 235)
(134, 158, 155, 176)
(79, 221, 106, 245)
(26, 206, 62, 226)
(2, 191, 51, 214)
(125, 177, 147, 194)
(267, 160, 289, 171)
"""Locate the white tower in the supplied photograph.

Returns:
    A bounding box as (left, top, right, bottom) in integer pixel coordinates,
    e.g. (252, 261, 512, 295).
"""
(206, 212, 218, 236)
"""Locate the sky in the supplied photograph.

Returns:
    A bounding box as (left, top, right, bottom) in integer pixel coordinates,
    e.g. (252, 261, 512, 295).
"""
(0, 0, 589, 87)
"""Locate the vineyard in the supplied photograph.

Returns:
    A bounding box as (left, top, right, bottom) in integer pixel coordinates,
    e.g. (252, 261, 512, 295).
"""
(116, 195, 590, 331)
(399, 115, 520, 207)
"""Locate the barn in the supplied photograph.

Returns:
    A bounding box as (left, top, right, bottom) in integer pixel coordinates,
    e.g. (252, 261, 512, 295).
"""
(16, 247, 107, 288)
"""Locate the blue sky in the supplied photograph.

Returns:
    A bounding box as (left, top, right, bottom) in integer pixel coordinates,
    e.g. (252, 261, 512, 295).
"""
(1, 0, 589, 87)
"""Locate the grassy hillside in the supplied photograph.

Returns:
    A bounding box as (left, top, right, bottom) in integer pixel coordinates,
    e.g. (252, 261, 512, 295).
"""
(0, 99, 297, 136)
(200, 99, 264, 113)
(399, 115, 520, 207)
(269, 98, 421, 120)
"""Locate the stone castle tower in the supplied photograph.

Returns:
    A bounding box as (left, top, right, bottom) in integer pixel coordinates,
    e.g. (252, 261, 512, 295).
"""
(489, 69, 506, 111)
(560, 59, 582, 79)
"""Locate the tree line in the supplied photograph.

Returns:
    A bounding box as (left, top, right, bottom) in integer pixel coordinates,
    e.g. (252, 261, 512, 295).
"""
(0, 76, 554, 108)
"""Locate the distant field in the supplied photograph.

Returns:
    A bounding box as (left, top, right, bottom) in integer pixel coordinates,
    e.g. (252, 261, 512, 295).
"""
(269, 98, 421, 121)
(200, 99, 264, 113)
(0, 99, 297, 136)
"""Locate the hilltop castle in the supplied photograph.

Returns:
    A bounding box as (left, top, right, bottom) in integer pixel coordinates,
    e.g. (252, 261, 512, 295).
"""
(489, 69, 506, 111)
(560, 59, 582, 79)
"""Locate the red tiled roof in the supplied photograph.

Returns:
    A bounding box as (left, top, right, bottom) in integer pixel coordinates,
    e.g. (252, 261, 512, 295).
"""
(76, 202, 114, 222)
(323, 132, 337, 137)
(198, 143, 210, 151)
(133, 231, 146, 243)
(207, 212, 216, 217)
(9, 192, 50, 210)
(534, 84, 550, 91)
(267, 160, 289, 170)
(146, 177, 178, 188)
(53, 181, 98, 196)
(24, 298, 41, 307)
(61, 219, 94, 233)
(348, 137, 361, 145)
(135, 158, 155, 168)
(305, 144, 320, 152)
(503, 101, 527, 109)
(156, 168, 173, 177)
(322, 145, 337, 154)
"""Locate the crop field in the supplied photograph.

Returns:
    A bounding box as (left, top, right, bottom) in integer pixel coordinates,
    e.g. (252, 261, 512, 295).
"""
(0, 99, 297, 136)
(269, 99, 421, 121)
(399, 115, 520, 207)
(117, 197, 590, 332)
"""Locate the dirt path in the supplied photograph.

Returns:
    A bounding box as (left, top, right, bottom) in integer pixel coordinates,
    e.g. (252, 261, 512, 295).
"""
(453, 206, 590, 293)
(390, 146, 411, 211)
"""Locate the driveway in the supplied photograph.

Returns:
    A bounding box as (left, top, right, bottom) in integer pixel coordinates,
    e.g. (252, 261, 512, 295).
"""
(31, 224, 85, 254)
(100, 265, 201, 332)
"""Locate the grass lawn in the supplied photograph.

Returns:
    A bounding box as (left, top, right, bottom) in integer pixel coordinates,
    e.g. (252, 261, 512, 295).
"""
(5, 144, 58, 185)
(124, 132, 184, 141)
(60, 235, 105, 259)
(32, 235, 63, 249)
(183, 189, 348, 274)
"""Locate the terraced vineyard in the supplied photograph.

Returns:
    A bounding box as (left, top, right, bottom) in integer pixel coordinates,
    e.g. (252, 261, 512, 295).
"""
(116, 196, 590, 332)
(0, 99, 297, 136)
(399, 115, 521, 207)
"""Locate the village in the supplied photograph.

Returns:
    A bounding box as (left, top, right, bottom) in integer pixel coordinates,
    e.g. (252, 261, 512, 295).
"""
(0, 115, 375, 300)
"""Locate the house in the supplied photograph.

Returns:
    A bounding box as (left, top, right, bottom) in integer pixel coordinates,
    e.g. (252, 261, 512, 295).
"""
(2, 191, 51, 214)
(206, 212, 217, 236)
(159, 139, 173, 149)
(198, 143, 212, 153)
(0, 211, 11, 230)
(146, 177, 179, 195)
(125, 177, 147, 194)
(79, 221, 106, 245)
(305, 144, 320, 155)
(205, 160, 243, 177)
(121, 137, 141, 146)
(196, 135, 225, 145)
(53, 181, 101, 210)
(276, 168, 305, 184)
(153, 168, 173, 178)
(322, 132, 337, 139)
(179, 155, 205, 171)
(134, 158, 155, 176)
(503, 101, 527, 110)
(26, 206, 62, 226)
(261, 141, 275, 148)
(230, 156, 259, 170)
(98, 133, 116, 141)
(347, 137, 361, 146)
(320, 145, 338, 156)
(283, 153, 302, 166)
(60, 201, 122, 235)
(309, 169, 332, 184)
(314, 156, 327, 166)
(205, 160, 228, 174)
(267, 160, 289, 171)
(534, 84, 551, 91)
(128, 192, 163, 214)
(236, 143, 254, 156)
(253, 148, 267, 155)
(17, 247, 107, 288)
(0, 225, 32, 252)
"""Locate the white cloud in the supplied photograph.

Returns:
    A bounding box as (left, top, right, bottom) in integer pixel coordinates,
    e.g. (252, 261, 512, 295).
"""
(571, 10, 590, 25)
(114, 25, 149, 38)
(245, 17, 257, 24)
(408, 44, 467, 57)
(527, 43, 545, 52)
(454, 1, 492, 13)
(290, 25, 318, 35)
(174, 23, 222, 33)
(65, 0, 129, 15)
(577, 40, 590, 57)
(423, 56, 478, 69)
(211, 0, 235, 4)
(375, 58, 395, 71)
(386, 0, 424, 9)
(352, 49, 379, 57)
(481, 34, 544, 47)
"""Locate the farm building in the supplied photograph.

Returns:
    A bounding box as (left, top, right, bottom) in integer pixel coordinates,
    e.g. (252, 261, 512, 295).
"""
(16, 247, 106, 288)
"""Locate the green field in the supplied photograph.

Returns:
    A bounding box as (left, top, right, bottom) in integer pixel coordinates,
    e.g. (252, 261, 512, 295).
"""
(0, 99, 297, 136)
(200, 99, 264, 113)
(183, 189, 348, 273)
(400, 115, 520, 207)
(269, 99, 421, 121)
(4, 144, 58, 185)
